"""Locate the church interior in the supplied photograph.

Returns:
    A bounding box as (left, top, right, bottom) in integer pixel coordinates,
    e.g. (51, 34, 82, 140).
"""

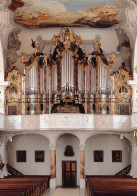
(0, 0, 137, 195)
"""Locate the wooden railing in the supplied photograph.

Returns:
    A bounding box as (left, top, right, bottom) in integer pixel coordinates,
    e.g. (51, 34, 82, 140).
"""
(23, 177, 48, 196)
(6, 97, 132, 115)
(7, 164, 23, 176)
(115, 164, 131, 176)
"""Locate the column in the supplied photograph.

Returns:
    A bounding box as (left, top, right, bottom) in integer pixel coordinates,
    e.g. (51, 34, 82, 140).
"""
(130, 135, 137, 178)
(0, 135, 8, 178)
(50, 144, 56, 189)
(0, 83, 10, 115)
(80, 143, 85, 189)
(0, 37, 10, 114)
(128, 81, 137, 113)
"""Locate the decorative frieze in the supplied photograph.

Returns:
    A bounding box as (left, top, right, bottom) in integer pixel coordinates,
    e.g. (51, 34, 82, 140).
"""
(3, 114, 132, 131)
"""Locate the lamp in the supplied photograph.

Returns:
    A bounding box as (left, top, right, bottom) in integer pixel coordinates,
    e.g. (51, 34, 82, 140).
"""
(133, 130, 137, 137)
(9, 136, 12, 142)
(120, 134, 124, 140)
(128, 146, 131, 152)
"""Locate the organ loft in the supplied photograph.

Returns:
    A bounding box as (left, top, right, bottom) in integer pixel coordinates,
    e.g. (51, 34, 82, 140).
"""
(5, 28, 132, 116)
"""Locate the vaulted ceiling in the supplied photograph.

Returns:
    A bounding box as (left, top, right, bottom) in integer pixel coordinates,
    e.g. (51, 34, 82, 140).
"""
(2, 0, 136, 46)
(0, 0, 137, 47)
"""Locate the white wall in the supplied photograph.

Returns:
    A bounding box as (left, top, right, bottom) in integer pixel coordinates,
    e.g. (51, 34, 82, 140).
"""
(85, 134, 131, 175)
(56, 134, 80, 186)
(7, 134, 50, 175)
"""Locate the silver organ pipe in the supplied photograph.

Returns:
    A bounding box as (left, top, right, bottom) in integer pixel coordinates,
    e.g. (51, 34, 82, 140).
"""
(25, 63, 38, 94)
(86, 66, 90, 96)
(98, 64, 111, 95)
(52, 66, 57, 95)
(40, 67, 44, 94)
(61, 52, 74, 94)
(46, 67, 50, 92)
(78, 65, 84, 94)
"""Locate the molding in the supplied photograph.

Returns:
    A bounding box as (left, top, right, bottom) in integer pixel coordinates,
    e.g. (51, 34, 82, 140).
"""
(3, 114, 132, 132)
(80, 179, 85, 189)
(50, 178, 57, 189)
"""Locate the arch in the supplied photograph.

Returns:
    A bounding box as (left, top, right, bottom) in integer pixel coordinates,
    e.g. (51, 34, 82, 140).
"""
(7, 133, 50, 175)
(6, 132, 50, 144)
(56, 132, 80, 144)
(85, 133, 131, 176)
(56, 133, 80, 187)
(85, 132, 132, 144)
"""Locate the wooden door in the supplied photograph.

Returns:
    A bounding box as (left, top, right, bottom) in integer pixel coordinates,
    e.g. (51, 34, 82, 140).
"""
(62, 161, 77, 187)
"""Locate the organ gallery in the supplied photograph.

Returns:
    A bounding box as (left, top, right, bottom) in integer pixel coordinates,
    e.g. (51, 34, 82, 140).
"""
(5, 28, 132, 115)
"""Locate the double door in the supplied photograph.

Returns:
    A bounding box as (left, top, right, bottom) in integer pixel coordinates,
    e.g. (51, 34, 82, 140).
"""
(62, 161, 77, 187)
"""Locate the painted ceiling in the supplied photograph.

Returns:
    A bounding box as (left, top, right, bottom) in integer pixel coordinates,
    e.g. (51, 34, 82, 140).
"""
(8, 0, 124, 28)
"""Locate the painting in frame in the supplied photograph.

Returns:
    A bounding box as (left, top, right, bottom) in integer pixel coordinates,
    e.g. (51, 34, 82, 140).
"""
(16, 150, 26, 162)
(112, 150, 122, 162)
(35, 150, 45, 162)
(94, 150, 103, 162)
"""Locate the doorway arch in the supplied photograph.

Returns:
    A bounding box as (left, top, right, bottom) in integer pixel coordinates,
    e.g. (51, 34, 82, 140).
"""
(56, 133, 80, 187)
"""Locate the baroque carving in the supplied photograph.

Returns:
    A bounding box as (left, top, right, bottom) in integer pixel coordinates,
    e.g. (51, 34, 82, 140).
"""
(7, 29, 21, 68)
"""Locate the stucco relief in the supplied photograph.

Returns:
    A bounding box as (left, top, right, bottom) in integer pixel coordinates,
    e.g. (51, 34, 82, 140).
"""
(131, 113, 137, 128)
(4, 114, 132, 131)
(41, 115, 50, 128)
(0, 113, 5, 129)
(40, 114, 94, 130)
(113, 115, 131, 130)
(134, 65, 137, 73)
(22, 115, 40, 130)
(94, 115, 113, 129)
(82, 115, 93, 128)
(5, 115, 21, 130)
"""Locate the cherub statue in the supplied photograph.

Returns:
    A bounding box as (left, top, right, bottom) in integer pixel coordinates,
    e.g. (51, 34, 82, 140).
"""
(31, 39, 40, 53)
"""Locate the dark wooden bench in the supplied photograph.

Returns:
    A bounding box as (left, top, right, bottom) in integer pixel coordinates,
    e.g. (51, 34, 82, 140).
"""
(0, 176, 48, 196)
(86, 176, 137, 196)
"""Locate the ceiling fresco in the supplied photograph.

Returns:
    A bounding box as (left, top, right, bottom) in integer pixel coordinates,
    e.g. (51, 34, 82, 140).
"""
(8, 0, 123, 28)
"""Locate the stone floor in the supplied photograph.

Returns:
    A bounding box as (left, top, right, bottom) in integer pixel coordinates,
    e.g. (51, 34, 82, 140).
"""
(46, 188, 86, 196)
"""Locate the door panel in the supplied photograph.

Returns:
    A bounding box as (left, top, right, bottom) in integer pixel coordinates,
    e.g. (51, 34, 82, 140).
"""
(62, 161, 77, 187)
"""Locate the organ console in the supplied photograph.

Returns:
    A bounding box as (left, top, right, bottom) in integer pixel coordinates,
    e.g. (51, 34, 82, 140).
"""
(5, 28, 132, 115)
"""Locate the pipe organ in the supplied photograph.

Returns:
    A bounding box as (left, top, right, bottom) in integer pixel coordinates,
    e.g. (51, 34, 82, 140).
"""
(5, 28, 132, 115)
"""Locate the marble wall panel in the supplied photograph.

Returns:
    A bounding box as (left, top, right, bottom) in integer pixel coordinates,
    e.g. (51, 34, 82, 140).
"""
(94, 115, 113, 130)
(0, 114, 5, 129)
(21, 115, 40, 130)
(113, 115, 131, 130)
(131, 113, 137, 129)
(40, 114, 94, 130)
(5, 115, 21, 130)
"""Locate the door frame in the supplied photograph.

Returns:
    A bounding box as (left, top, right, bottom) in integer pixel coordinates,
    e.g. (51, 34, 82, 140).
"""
(62, 160, 77, 187)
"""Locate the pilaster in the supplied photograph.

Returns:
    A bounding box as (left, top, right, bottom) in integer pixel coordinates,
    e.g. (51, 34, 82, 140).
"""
(49, 142, 57, 189)
(79, 142, 86, 189)
(0, 134, 8, 178)
(0, 82, 10, 114)
(128, 80, 137, 113)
